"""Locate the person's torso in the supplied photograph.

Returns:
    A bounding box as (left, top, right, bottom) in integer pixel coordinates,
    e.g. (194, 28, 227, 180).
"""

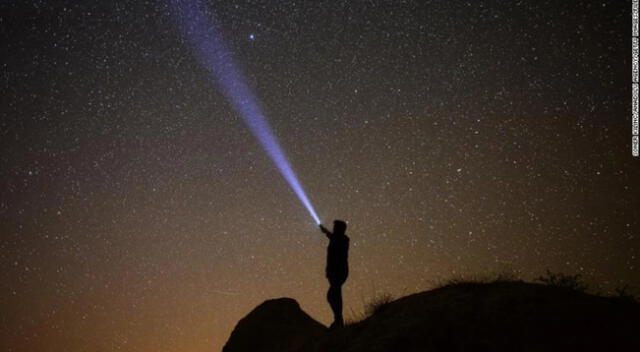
(326, 234, 349, 272)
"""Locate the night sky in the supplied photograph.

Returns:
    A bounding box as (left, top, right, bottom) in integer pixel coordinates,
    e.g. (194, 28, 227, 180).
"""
(1, 1, 638, 351)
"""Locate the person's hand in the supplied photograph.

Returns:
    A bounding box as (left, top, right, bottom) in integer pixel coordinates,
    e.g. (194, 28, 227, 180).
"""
(319, 224, 329, 234)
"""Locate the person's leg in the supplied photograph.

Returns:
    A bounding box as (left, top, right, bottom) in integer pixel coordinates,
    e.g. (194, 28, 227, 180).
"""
(327, 281, 344, 328)
(334, 283, 343, 325)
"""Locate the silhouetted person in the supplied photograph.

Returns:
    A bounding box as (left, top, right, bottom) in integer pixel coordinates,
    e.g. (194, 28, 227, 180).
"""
(319, 220, 349, 329)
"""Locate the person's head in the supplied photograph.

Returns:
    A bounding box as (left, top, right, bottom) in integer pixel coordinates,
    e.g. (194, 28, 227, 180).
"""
(333, 220, 347, 235)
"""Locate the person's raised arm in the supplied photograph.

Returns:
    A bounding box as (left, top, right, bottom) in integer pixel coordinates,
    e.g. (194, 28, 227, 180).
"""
(319, 224, 332, 238)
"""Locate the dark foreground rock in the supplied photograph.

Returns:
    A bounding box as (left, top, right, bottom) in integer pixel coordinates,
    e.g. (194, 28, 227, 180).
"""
(223, 282, 640, 352)
(222, 297, 326, 352)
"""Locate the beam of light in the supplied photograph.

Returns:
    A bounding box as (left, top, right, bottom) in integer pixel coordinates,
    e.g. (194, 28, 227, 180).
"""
(168, 0, 321, 225)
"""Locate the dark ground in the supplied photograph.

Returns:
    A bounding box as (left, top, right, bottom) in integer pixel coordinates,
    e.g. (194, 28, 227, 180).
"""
(223, 281, 640, 352)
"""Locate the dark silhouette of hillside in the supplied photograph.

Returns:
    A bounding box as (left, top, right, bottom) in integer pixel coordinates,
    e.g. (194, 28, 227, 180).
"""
(222, 298, 326, 352)
(222, 281, 639, 352)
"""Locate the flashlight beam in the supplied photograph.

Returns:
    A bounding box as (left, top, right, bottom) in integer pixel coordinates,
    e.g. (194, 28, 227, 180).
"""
(168, 0, 320, 224)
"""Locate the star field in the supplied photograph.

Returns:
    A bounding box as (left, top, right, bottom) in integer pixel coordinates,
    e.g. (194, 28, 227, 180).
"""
(1, 1, 638, 351)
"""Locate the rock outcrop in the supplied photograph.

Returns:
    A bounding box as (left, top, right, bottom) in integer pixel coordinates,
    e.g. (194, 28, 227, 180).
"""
(223, 282, 640, 352)
(222, 297, 326, 352)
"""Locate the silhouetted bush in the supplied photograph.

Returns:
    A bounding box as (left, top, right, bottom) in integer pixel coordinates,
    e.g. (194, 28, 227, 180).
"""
(345, 291, 395, 325)
(614, 284, 638, 303)
(364, 293, 394, 317)
(535, 270, 588, 292)
(434, 271, 521, 290)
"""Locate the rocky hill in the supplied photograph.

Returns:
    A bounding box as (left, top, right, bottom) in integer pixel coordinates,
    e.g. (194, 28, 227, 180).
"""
(222, 281, 640, 352)
(222, 298, 326, 352)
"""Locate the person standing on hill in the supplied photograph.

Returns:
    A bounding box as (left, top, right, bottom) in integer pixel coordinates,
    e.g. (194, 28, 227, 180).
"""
(319, 220, 350, 329)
